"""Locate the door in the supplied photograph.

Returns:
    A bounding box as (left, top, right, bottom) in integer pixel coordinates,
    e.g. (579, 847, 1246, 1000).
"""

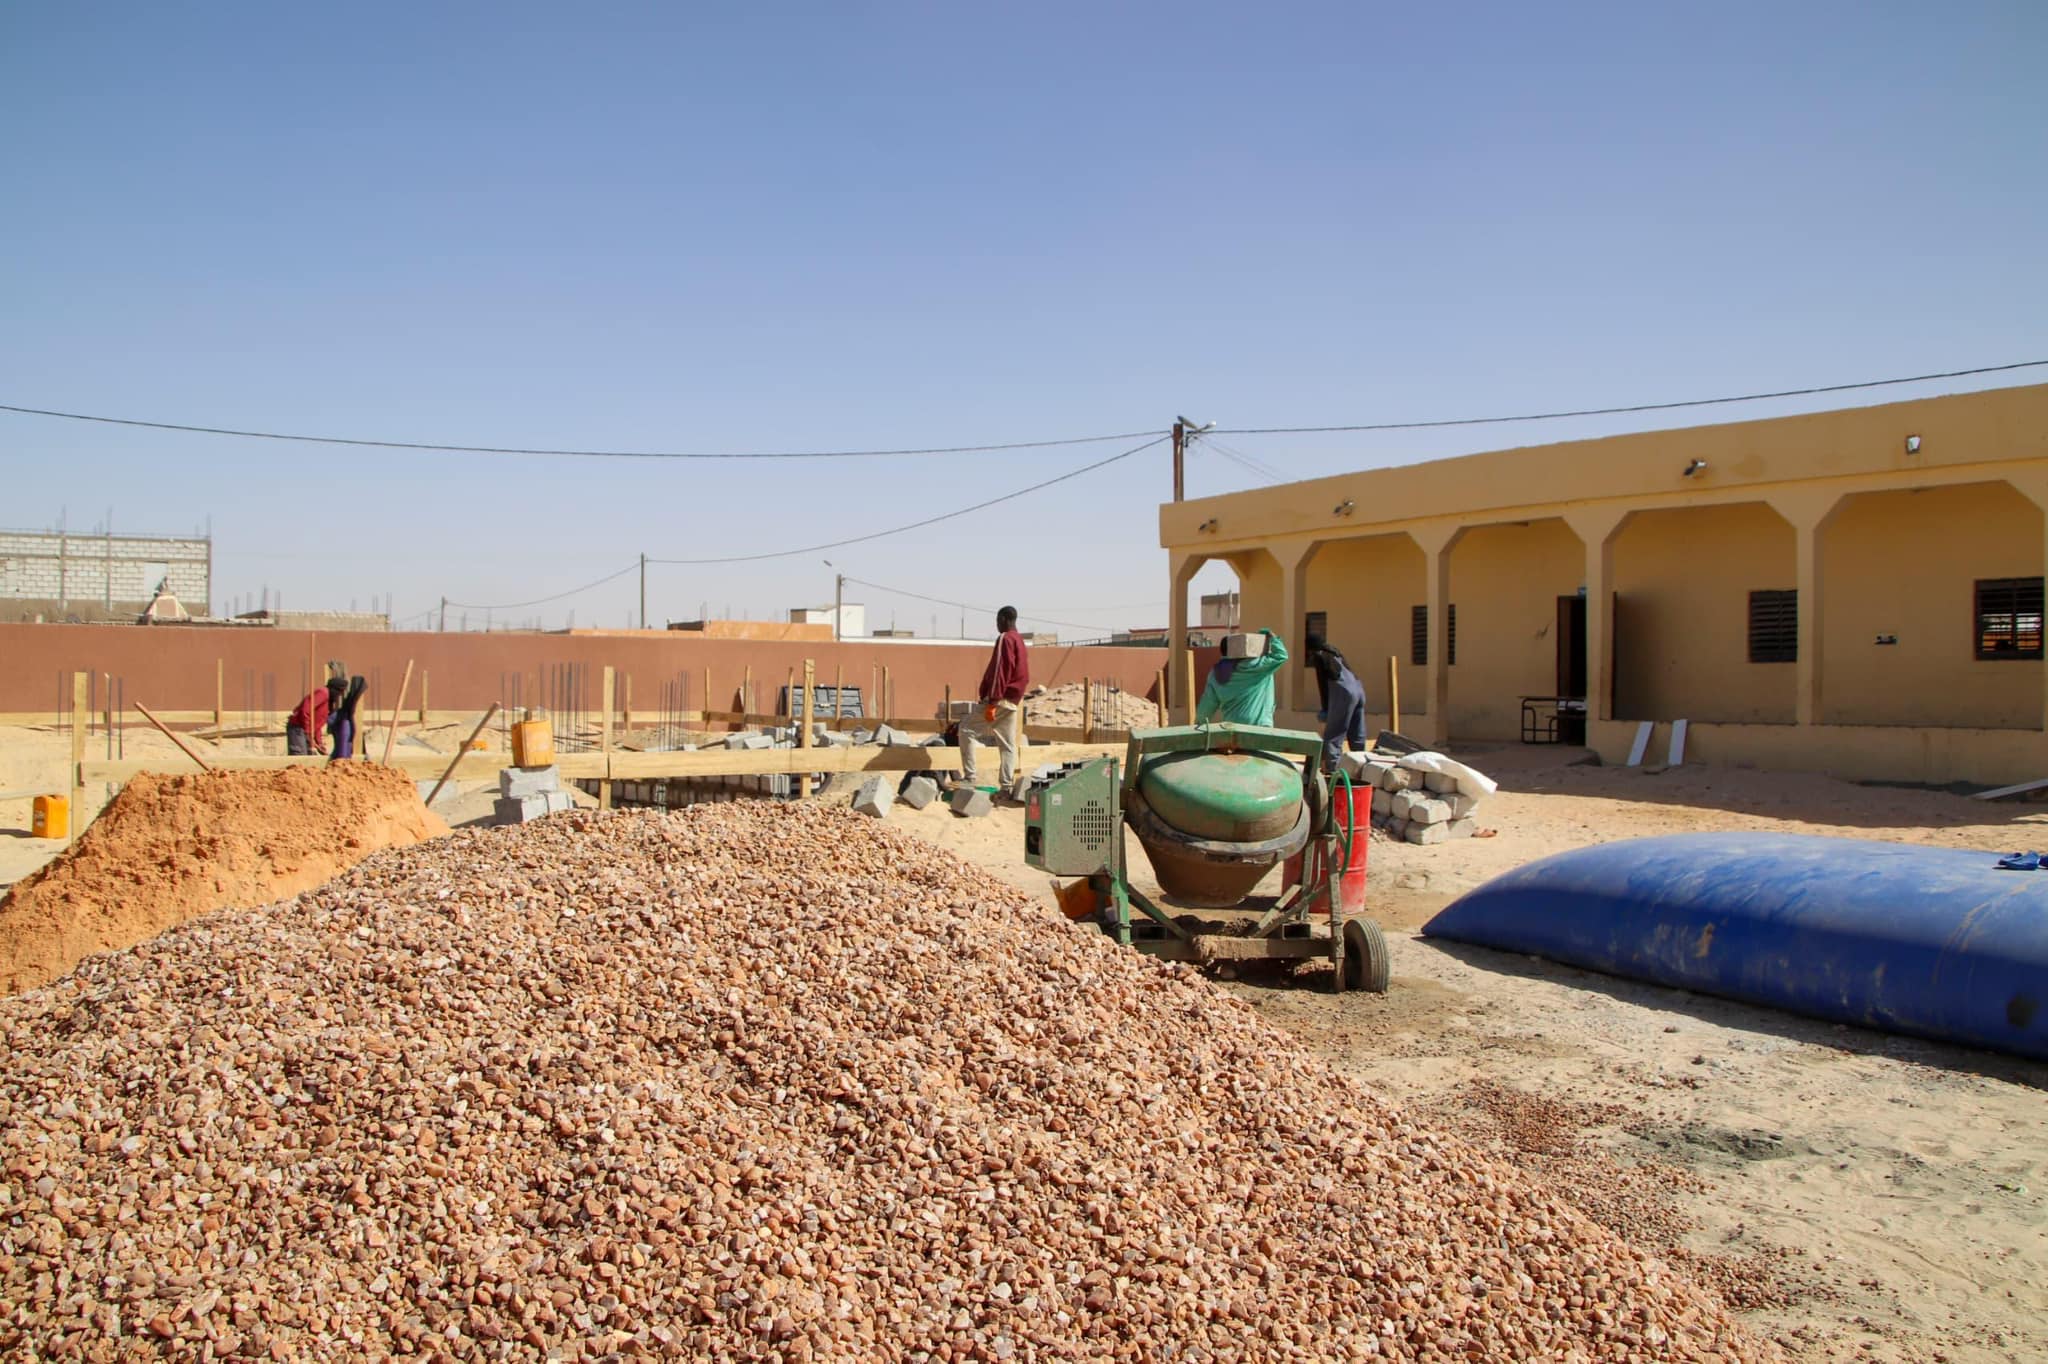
(1556, 595, 1587, 698)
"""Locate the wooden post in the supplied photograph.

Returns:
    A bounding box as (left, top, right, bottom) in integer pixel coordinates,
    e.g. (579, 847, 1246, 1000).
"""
(1182, 649, 1197, 725)
(882, 666, 892, 724)
(943, 684, 951, 730)
(1387, 655, 1401, 738)
(1084, 679, 1095, 744)
(427, 704, 501, 809)
(622, 674, 631, 733)
(379, 660, 415, 766)
(834, 664, 844, 724)
(134, 702, 216, 771)
(1156, 666, 1168, 725)
(785, 666, 794, 718)
(214, 658, 224, 732)
(742, 665, 752, 726)
(599, 666, 616, 809)
(797, 659, 817, 799)
(69, 672, 87, 846)
(418, 670, 429, 725)
(702, 666, 711, 732)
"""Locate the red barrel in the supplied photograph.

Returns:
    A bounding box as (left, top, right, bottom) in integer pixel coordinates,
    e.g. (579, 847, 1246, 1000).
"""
(1283, 784, 1370, 914)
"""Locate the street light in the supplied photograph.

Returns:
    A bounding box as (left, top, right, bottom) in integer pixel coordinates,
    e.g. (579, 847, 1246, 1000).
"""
(824, 559, 843, 641)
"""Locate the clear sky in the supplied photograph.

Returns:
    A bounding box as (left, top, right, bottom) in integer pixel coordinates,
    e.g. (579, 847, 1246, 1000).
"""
(4, 2, 2043, 635)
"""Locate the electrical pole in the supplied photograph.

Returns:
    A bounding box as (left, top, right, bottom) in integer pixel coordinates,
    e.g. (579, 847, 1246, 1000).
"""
(639, 553, 647, 630)
(1171, 419, 1185, 502)
(834, 573, 844, 642)
(439, 596, 447, 632)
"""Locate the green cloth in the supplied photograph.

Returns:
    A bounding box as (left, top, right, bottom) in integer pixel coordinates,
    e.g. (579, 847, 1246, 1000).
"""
(1195, 629, 1289, 727)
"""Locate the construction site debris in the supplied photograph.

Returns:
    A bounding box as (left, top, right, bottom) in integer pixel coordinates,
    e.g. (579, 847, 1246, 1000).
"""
(0, 804, 1770, 1360)
(1025, 681, 1160, 732)
(0, 765, 448, 997)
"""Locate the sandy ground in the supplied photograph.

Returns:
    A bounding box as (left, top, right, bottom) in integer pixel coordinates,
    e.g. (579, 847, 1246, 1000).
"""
(887, 743, 2048, 1364)
(4, 726, 2043, 1361)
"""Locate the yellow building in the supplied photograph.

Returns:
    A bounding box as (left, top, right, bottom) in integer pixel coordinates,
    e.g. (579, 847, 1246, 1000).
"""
(1161, 382, 2048, 786)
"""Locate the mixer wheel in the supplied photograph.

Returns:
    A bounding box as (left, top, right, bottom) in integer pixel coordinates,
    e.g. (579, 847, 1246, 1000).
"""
(1341, 917, 1391, 994)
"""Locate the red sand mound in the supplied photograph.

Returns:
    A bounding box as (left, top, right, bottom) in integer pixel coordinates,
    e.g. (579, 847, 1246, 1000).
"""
(0, 764, 449, 995)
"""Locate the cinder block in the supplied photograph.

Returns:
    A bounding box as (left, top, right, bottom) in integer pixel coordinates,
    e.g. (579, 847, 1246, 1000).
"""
(1447, 792, 1482, 819)
(1405, 821, 1449, 845)
(493, 794, 554, 826)
(1370, 789, 1393, 816)
(899, 775, 940, 810)
(1422, 771, 1459, 794)
(850, 728, 874, 745)
(1009, 772, 1034, 802)
(878, 724, 921, 748)
(1386, 818, 1408, 842)
(819, 730, 855, 747)
(949, 787, 993, 818)
(1379, 766, 1418, 792)
(543, 790, 576, 814)
(724, 733, 753, 751)
(1410, 798, 1452, 827)
(499, 765, 561, 799)
(851, 776, 896, 818)
(1358, 760, 1397, 787)
(741, 733, 776, 750)
(1446, 818, 1477, 839)
(1391, 790, 1428, 821)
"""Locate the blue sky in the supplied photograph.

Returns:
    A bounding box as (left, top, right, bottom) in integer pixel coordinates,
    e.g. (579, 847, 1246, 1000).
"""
(4, 2, 2043, 634)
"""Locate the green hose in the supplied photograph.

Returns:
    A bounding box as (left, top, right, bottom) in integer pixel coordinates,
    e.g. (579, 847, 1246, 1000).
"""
(1332, 766, 1356, 891)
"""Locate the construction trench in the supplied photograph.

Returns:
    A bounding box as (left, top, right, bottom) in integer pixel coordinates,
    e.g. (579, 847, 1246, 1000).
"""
(0, 636, 2039, 1361)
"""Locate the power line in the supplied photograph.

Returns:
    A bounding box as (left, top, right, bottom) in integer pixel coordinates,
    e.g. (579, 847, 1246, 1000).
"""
(443, 561, 640, 611)
(0, 400, 1159, 460)
(648, 434, 1170, 565)
(841, 575, 1145, 635)
(1214, 360, 2048, 435)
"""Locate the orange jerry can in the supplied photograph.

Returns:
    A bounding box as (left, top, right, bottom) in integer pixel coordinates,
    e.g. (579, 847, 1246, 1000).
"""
(511, 716, 555, 768)
(32, 794, 69, 840)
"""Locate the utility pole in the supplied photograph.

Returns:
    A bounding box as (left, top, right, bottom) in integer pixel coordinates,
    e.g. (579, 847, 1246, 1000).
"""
(834, 572, 844, 642)
(639, 553, 647, 630)
(1172, 419, 1185, 502)
(439, 596, 447, 632)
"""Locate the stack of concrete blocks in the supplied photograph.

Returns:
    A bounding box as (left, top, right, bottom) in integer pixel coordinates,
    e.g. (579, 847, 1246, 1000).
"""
(1353, 754, 1489, 846)
(494, 764, 575, 825)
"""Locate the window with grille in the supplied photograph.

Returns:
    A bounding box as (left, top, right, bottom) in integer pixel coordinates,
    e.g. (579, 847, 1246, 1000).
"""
(1304, 610, 1326, 649)
(1410, 606, 1427, 666)
(1747, 590, 1797, 663)
(1975, 577, 2044, 660)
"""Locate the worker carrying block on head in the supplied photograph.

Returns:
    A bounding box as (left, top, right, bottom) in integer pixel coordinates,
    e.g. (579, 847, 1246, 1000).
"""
(958, 606, 1029, 796)
(1196, 628, 1288, 728)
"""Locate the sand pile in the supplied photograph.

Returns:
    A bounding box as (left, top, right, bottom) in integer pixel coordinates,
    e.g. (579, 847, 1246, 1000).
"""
(0, 803, 1771, 1361)
(0, 764, 449, 996)
(1025, 681, 1160, 732)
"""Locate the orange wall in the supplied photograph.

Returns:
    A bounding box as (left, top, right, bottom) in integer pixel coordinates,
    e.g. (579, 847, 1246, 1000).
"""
(0, 624, 1167, 719)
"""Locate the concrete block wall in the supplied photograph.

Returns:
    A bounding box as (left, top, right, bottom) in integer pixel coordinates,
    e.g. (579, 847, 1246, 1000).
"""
(0, 531, 209, 610)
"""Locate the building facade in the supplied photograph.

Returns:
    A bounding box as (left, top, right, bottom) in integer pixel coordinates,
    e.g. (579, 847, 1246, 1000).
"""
(0, 528, 211, 622)
(1161, 383, 2048, 785)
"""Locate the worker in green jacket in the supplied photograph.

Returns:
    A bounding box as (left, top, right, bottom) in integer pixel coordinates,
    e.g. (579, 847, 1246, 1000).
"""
(1195, 628, 1289, 727)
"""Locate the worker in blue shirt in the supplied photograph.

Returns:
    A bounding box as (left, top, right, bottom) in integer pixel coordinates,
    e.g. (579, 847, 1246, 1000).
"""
(1306, 632, 1367, 771)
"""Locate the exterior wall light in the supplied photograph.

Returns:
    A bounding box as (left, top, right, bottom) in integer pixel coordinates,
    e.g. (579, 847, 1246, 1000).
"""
(1333, 499, 1356, 516)
(1682, 459, 1708, 478)
(1904, 435, 1921, 454)
(1197, 518, 1220, 534)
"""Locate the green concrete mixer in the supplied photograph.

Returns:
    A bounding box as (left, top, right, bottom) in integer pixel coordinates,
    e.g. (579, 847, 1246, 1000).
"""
(1023, 722, 1390, 992)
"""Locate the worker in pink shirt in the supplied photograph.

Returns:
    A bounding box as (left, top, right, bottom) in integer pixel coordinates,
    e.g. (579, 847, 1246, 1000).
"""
(958, 606, 1029, 795)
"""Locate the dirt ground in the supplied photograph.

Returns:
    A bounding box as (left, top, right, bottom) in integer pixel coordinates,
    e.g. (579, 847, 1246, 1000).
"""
(3, 726, 2043, 1361)
(889, 743, 2048, 1364)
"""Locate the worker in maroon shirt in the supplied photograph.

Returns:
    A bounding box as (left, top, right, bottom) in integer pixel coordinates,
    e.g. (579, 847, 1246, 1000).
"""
(286, 677, 343, 756)
(958, 606, 1029, 795)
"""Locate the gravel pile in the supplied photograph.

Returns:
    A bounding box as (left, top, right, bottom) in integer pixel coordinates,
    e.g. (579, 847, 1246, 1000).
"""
(1024, 683, 1160, 733)
(1, 804, 1774, 1361)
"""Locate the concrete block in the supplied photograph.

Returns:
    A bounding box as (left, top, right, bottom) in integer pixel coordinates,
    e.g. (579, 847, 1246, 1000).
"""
(1009, 772, 1034, 803)
(499, 765, 561, 799)
(819, 730, 855, 747)
(543, 790, 576, 814)
(1422, 771, 1459, 794)
(1390, 790, 1428, 821)
(1379, 766, 1418, 792)
(742, 733, 775, 750)
(1409, 797, 1452, 826)
(493, 794, 556, 826)
(1386, 818, 1408, 842)
(1447, 792, 1482, 820)
(1370, 788, 1393, 816)
(851, 776, 896, 819)
(850, 728, 873, 745)
(877, 724, 921, 748)
(922, 735, 946, 747)
(1405, 821, 1450, 845)
(725, 733, 753, 751)
(899, 775, 940, 810)
(1358, 760, 1397, 787)
(949, 787, 994, 818)
(1446, 818, 1477, 839)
